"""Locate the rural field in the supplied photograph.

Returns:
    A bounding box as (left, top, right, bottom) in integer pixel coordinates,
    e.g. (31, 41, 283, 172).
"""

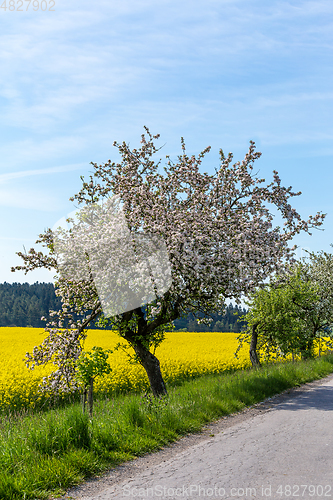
(1, 327, 331, 415)
(0, 327, 251, 413)
(1, 326, 333, 499)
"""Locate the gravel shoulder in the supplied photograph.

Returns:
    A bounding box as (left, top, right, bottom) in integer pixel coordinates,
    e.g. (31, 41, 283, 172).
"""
(58, 372, 333, 500)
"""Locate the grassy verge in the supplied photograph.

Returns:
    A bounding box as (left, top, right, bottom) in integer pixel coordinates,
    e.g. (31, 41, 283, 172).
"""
(1, 354, 333, 500)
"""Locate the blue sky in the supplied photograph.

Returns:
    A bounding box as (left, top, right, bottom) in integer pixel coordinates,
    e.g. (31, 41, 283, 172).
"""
(1, 0, 333, 286)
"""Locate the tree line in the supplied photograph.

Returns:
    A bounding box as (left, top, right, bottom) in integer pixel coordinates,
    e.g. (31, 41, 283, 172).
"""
(0, 282, 247, 332)
(0, 282, 61, 328)
(173, 303, 247, 332)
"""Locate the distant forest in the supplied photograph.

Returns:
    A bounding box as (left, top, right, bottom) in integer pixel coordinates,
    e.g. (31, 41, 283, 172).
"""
(0, 282, 247, 332)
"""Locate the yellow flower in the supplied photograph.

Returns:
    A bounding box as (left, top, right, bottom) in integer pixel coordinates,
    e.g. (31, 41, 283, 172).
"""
(4, 326, 326, 412)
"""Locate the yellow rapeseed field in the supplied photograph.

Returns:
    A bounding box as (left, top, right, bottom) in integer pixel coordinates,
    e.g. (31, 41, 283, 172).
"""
(0, 327, 250, 412)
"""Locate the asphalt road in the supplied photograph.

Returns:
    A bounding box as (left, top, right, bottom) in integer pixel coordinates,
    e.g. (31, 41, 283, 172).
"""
(62, 373, 333, 500)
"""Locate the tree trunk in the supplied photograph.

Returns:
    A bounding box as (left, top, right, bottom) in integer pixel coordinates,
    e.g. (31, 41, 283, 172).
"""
(300, 331, 316, 360)
(82, 377, 94, 416)
(249, 322, 261, 367)
(82, 387, 87, 413)
(87, 377, 94, 417)
(133, 343, 167, 397)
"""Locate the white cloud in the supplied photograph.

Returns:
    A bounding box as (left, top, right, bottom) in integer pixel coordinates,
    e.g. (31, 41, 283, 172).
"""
(0, 0, 333, 284)
(0, 236, 37, 241)
(0, 0, 332, 140)
(0, 135, 88, 169)
(0, 185, 61, 211)
(0, 163, 85, 184)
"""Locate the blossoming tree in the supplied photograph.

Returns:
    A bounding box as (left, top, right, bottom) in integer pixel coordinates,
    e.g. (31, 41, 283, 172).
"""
(12, 127, 325, 397)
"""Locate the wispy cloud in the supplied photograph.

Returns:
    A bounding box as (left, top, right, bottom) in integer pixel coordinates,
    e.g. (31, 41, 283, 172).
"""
(0, 0, 332, 144)
(1, 0, 333, 281)
(0, 236, 38, 241)
(0, 134, 89, 170)
(0, 163, 86, 184)
(0, 185, 61, 210)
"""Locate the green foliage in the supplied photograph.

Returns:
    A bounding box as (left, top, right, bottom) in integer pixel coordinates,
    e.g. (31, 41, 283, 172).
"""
(27, 406, 91, 455)
(237, 257, 333, 361)
(0, 279, 247, 332)
(0, 282, 61, 328)
(173, 303, 248, 332)
(75, 347, 112, 389)
(0, 355, 333, 499)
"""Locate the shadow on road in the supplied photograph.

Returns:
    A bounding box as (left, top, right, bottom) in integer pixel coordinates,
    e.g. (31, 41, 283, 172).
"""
(273, 385, 333, 411)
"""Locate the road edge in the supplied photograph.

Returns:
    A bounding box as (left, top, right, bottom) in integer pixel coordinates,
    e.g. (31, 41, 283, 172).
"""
(57, 371, 333, 499)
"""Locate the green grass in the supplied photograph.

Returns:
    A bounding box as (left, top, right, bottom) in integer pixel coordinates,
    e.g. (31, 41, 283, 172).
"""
(1, 354, 333, 499)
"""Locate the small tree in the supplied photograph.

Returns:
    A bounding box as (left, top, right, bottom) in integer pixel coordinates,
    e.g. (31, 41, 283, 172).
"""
(237, 276, 316, 366)
(75, 346, 112, 416)
(237, 254, 333, 365)
(277, 248, 333, 356)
